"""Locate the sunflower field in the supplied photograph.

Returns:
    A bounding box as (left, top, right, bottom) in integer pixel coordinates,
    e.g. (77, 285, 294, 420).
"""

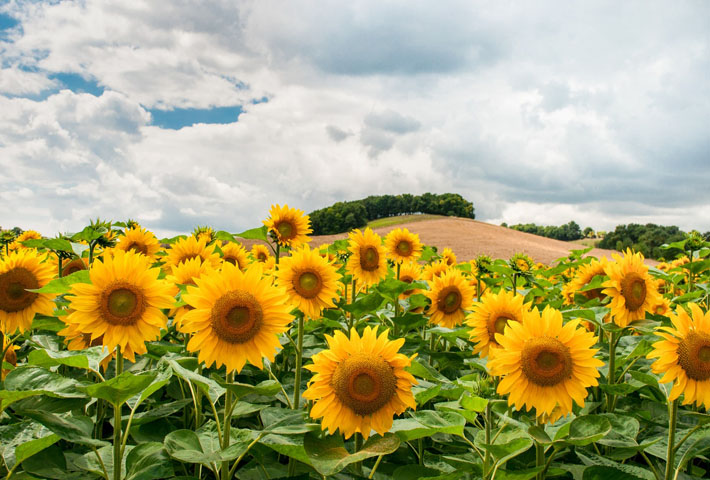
(1, 207, 710, 480)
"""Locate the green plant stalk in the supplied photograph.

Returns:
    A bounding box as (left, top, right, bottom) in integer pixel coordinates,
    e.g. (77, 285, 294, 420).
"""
(56, 252, 63, 277)
(606, 331, 617, 413)
(368, 455, 384, 479)
(113, 347, 124, 480)
(665, 399, 678, 480)
(354, 433, 364, 476)
(221, 370, 235, 480)
(483, 401, 492, 478)
(274, 242, 280, 266)
(293, 314, 305, 410)
(535, 417, 545, 480)
(229, 433, 266, 478)
(394, 263, 401, 336)
(89, 241, 97, 265)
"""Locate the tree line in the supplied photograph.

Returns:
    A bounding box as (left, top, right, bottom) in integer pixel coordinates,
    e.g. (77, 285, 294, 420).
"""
(598, 223, 687, 260)
(506, 221, 585, 241)
(308, 193, 475, 235)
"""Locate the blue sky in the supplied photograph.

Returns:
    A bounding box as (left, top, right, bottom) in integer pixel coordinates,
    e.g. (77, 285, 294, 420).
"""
(1, 1, 709, 237)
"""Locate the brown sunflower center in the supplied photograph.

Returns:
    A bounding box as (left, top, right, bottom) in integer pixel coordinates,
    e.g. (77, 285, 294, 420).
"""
(359, 246, 380, 272)
(0, 267, 40, 313)
(100, 282, 146, 326)
(211, 290, 263, 344)
(179, 253, 201, 264)
(400, 275, 415, 296)
(489, 314, 516, 340)
(437, 287, 462, 314)
(331, 353, 397, 415)
(620, 272, 646, 311)
(677, 332, 710, 381)
(293, 270, 323, 299)
(62, 258, 87, 277)
(126, 242, 148, 255)
(276, 221, 295, 240)
(521, 337, 573, 387)
(256, 251, 268, 262)
(396, 240, 412, 256)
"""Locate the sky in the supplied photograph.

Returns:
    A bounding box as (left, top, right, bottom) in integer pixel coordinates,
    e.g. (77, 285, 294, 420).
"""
(1, 0, 709, 238)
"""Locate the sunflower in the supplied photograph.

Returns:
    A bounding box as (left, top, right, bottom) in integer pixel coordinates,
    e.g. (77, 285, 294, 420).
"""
(58, 318, 112, 370)
(165, 257, 215, 332)
(441, 247, 457, 267)
(263, 204, 312, 248)
(303, 326, 417, 440)
(61, 257, 89, 277)
(193, 225, 216, 244)
(346, 228, 388, 287)
(647, 303, 710, 407)
(466, 290, 531, 358)
(220, 242, 249, 270)
(398, 262, 423, 300)
(488, 306, 603, 419)
(275, 245, 340, 319)
(425, 268, 475, 328)
(164, 236, 221, 270)
(422, 260, 450, 282)
(61, 250, 176, 362)
(251, 244, 272, 263)
(510, 253, 534, 274)
(8, 230, 42, 251)
(384, 228, 423, 263)
(602, 249, 662, 328)
(562, 258, 607, 305)
(116, 226, 161, 261)
(653, 297, 672, 316)
(181, 263, 292, 373)
(0, 249, 56, 334)
(2, 333, 18, 380)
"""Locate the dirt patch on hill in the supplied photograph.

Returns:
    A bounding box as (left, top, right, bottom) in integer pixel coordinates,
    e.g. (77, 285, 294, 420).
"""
(239, 217, 653, 265)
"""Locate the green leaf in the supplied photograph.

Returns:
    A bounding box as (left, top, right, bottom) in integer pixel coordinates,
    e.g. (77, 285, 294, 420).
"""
(21, 444, 67, 480)
(406, 359, 451, 383)
(259, 432, 312, 466)
(126, 363, 174, 409)
(460, 394, 488, 412)
(20, 410, 109, 447)
(28, 270, 91, 293)
(528, 425, 552, 445)
(126, 442, 174, 480)
(236, 226, 269, 242)
(82, 371, 158, 406)
(214, 230, 238, 243)
(391, 410, 466, 441)
(375, 278, 427, 303)
(260, 407, 320, 434)
(304, 432, 400, 476)
(29, 346, 110, 372)
(212, 377, 281, 399)
(415, 385, 442, 405)
(1, 366, 86, 411)
(599, 383, 639, 395)
(675, 425, 710, 472)
(393, 465, 445, 480)
(123, 399, 192, 426)
(164, 422, 255, 470)
(583, 466, 645, 480)
(164, 356, 225, 404)
(75, 445, 119, 479)
(0, 421, 60, 469)
(577, 452, 654, 480)
(566, 415, 611, 446)
(481, 437, 532, 462)
(341, 291, 386, 318)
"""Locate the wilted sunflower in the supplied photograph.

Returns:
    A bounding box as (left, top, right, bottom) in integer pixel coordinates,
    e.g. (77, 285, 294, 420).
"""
(164, 236, 221, 270)
(263, 204, 312, 248)
(303, 326, 417, 440)
(647, 303, 710, 408)
(165, 257, 215, 332)
(441, 247, 457, 267)
(220, 242, 249, 270)
(488, 306, 603, 419)
(562, 258, 607, 305)
(346, 228, 387, 286)
(62, 250, 176, 362)
(181, 263, 292, 373)
(0, 249, 55, 334)
(602, 249, 662, 328)
(398, 262, 423, 300)
(425, 268, 475, 328)
(116, 226, 161, 261)
(422, 259, 450, 282)
(466, 290, 531, 358)
(61, 257, 89, 277)
(275, 245, 339, 319)
(384, 228, 423, 263)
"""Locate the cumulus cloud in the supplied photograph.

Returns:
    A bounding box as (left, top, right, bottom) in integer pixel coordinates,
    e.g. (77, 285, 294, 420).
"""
(1, 0, 709, 237)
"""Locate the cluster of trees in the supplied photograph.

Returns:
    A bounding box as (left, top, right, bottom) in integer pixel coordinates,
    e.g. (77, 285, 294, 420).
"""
(507, 221, 585, 241)
(309, 193, 475, 235)
(598, 223, 686, 260)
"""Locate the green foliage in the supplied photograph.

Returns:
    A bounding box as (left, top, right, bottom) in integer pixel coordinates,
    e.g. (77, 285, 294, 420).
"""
(509, 220, 584, 241)
(598, 223, 686, 259)
(309, 192, 476, 234)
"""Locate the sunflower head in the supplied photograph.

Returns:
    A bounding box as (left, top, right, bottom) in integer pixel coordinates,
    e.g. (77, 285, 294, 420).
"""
(346, 228, 388, 287)
(181, 263, 293, 373)
(510, 253, 534, 274)
(384, 228, 423, 263)
(489, 306, 603, 419)
(303, 326, 417, 440)
(9, 230, 43, 251)
(441, 247, 457, 267)
(263, 204, 312, 248)
(0, 249, 56, 334)
(425, 268, 475, 328)
(473, 254, 493, 276)
(220, 242, 249, 270)
(275, 245, 340, 319)
(466, 289, 531, 358)
(164, 236, 221, 271)
(422, 259, 449, 282)
(398, 262, 423, 299)
(116, 226, 161, 261)
(62, 257, 89, 277)
(562, 258, 607, 305)
(602, 249, 662, 328)
(648, 303, 710, 407)
(193, 225, 216, 244)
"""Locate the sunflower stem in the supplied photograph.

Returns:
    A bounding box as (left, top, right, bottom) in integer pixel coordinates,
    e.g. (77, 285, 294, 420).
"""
(293, 315, 304, 410)
(483, 400, 492, 478)
(665, 398, 679, 480)
(354, 433, 364, 476)
(606, 331, 617, 413)
(113, 347, 123, 480)
(368, 454, 384, 479)
(535, 417, 545, 480)
(275, 242, 280, 266)
(221, 370, 235, 480)
(56, 252, 63, 277)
